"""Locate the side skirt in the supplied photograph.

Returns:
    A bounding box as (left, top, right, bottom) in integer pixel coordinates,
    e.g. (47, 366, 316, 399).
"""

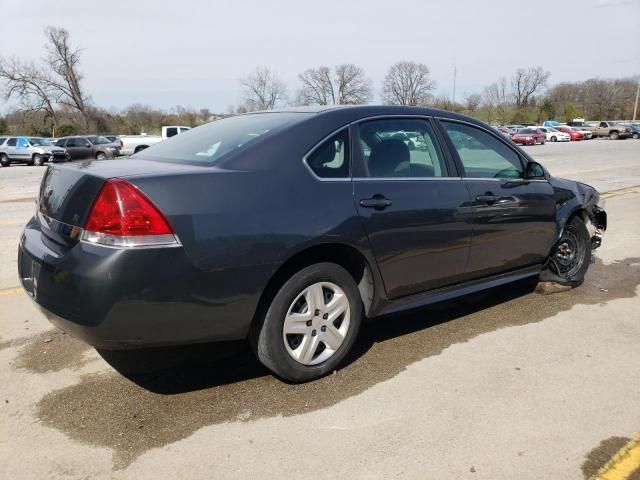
(373, 265, 542, 318)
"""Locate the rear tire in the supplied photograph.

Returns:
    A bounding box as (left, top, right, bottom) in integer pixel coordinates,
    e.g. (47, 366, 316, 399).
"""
(548, 216, 591, 287)
(0, 154, 9, 167)
(251, 263, 362, 382)
(633, 133, 639, 139)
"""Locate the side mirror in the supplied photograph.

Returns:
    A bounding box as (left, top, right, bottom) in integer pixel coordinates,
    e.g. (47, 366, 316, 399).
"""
(525, 161, 546, 179)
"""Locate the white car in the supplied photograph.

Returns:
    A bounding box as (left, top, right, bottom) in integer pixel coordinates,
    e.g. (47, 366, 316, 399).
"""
(536, 127, 571, 142)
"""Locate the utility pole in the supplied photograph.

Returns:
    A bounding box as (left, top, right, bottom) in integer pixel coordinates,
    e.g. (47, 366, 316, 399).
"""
(633, 79, 639, 121)
(452, 64, 457, 106)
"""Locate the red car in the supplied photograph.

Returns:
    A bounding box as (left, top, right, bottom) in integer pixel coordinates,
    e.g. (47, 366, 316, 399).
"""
(555, 126, 584, 141)
(510, 128, 538, 145)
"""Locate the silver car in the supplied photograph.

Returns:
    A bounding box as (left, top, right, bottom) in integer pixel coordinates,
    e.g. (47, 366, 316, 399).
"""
(0, 136, 68, 167)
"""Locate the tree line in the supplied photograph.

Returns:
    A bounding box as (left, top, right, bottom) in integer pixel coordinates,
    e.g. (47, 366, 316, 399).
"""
(0, 27, 637, 137)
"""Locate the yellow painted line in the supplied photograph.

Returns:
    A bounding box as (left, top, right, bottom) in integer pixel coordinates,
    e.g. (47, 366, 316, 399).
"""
(590, 434, 640, 480)
(0, 287, 22, 297)
(601, 186, 640, 199)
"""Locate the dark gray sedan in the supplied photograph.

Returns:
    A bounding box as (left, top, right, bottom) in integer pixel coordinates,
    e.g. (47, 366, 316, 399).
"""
(18, 106, 607, 382)
(55, 135, 121, 160)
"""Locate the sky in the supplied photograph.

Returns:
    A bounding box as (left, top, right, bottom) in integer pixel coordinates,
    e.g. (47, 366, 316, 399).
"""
(0, 0, 638, 113)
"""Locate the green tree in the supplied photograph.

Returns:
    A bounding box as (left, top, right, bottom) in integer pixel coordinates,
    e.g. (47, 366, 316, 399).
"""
(563, 102, 580, 123)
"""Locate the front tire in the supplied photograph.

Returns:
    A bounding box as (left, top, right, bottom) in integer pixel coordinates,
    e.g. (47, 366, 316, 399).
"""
(548, 216, 591, 286)
(633, 132, 639, 139)
(551, 136, 557, 142)
(95, 152, 106, 160)
(32, 154, 44, 166)
(609, 131, 619, 140)
(252, 263, 362, 382)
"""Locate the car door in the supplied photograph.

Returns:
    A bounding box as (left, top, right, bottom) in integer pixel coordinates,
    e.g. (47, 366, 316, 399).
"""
(438, 119, 557, 279)
(65, 137, 91, 159)
(15, 137, 31, 161)
(4, 138, 18, 159)
(352, 117, 473, 299)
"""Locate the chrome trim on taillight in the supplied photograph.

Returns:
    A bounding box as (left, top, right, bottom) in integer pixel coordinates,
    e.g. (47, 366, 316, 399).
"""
(80, 231, 182, 249)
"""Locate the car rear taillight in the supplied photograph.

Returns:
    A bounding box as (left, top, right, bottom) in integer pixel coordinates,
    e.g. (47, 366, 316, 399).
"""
(81, 179, 180, 248)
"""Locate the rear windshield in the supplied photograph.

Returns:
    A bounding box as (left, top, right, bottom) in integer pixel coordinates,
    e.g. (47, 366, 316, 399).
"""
(133, 112, 308, 164)
(519, 129, 535, 134)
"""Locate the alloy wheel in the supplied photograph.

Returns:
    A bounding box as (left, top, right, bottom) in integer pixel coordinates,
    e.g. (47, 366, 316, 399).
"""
(282, 281, 351, 366)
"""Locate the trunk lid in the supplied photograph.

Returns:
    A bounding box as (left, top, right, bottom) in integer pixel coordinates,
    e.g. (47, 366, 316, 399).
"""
(37, 159, 206, 246)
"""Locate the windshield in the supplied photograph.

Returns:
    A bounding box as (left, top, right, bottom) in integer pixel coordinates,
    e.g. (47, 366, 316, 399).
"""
(86, 136, 112, 145)
(134, 113, 308, 164)
(28, 137, 52, 146)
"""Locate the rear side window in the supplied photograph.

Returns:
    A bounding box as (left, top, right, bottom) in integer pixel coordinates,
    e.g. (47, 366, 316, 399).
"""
(441, 121, 523, 179)
(306, 130, 349, 179)
(356, 118, 447, 178)
(0, 137, 6, 146)
(134, 112, 308, 165)
(7, 138, 17, 147)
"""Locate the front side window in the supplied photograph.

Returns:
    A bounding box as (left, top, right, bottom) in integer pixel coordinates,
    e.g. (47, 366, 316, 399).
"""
(165, 127, 178, 138)
(441, 121, 522, 179)
(17, 137, 29, 149)
(356, 119, 447, 178)
(306, 129, 349, 178)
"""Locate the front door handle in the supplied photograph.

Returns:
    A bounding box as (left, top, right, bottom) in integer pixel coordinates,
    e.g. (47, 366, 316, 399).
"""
(360, 195, 392, 210)
(475, 194, 499, 204)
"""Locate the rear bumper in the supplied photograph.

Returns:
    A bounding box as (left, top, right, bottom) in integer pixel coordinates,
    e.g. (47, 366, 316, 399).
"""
(18, 217, 261, 349)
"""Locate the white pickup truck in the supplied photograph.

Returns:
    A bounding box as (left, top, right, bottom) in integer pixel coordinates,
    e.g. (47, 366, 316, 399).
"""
(119, 126, 191, 156)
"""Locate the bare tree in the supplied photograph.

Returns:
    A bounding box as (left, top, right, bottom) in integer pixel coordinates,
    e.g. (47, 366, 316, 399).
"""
(44, 26, 91, 129)
(482, 77, 510, 123)
(381, 61, 435, 106)
(297, 64, 371, 105)
(511, 66, 550, 108)
(0, 57, 59, 130)
(240, 67, 287, 111)
(463, 93, 482, 113)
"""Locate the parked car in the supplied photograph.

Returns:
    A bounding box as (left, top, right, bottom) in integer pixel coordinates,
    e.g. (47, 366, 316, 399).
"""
(517, 128, 546, 145)
(55, 135, 121, 160)
(582, 121, 633, 140)
(18, 106, 607, 382)
(627, 124, 640, 139)
(534, 127, 571, 142)
(569, 127, 593, 139)
(119, 126, 191, 156)
(0, 136, 68, 167)
(555, 126, 584, 141)
(510, 129, 537, 145)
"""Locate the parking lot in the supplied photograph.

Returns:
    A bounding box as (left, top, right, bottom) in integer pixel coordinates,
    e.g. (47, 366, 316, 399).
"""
(1, 140, 639, 479)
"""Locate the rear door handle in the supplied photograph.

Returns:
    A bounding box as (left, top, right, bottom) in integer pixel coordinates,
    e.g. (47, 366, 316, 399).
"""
(359, 195, 392, 210)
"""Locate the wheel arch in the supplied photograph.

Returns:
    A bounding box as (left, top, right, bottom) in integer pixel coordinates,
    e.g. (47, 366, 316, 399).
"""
(249, 242, 378, 337)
